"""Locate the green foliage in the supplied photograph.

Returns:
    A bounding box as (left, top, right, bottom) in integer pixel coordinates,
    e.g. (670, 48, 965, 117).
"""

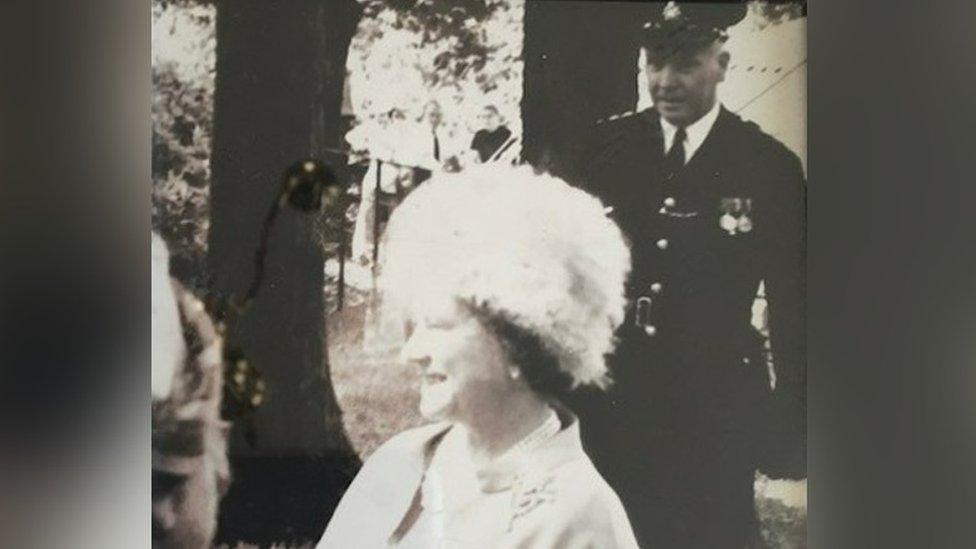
(347, 0, 524, 152)
(757, 497, 807, 548)
(152, 0, 523, 295)
(152, 2, 216, 291)
(154, 0, 214, 10)
(751, 0, 806, 28)
(365, 0, 502, 85)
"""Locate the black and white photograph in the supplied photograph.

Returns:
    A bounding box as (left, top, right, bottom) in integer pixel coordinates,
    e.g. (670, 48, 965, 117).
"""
(151, 1, 807, 547)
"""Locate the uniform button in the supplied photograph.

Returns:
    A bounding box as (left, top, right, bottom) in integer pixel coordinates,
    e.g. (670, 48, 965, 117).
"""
(650, 282, 662, 294)
(656, 238, 669, 250)
(663, 197, 676, 208)
(643, 325, 657, 336)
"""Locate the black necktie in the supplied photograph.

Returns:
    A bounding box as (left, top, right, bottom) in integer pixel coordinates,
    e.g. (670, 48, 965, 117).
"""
(664, 126, 686, 180)
(433, 132, 441, 162)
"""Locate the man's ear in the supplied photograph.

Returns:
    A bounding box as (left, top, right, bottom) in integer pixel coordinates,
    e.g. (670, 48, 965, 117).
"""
(717, 50, 731, 80)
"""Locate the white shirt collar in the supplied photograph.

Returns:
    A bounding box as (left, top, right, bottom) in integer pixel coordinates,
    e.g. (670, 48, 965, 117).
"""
(660, 101, 722, 163)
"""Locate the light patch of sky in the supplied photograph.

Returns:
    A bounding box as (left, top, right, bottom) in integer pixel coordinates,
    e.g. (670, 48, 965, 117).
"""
(151, 4, 216, 87)
(345, 1, 525, 162)
(756, 475, 807, 509)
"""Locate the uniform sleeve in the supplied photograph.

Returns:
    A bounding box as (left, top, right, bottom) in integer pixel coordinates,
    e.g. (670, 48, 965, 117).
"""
(578, 121, 622, 196)
(760, 146, 807, 479)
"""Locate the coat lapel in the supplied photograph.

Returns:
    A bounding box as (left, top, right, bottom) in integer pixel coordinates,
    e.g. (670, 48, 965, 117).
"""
(386, 424, 451, 544)
(683, 106, 735, 179)
(639, 108, 665, 163)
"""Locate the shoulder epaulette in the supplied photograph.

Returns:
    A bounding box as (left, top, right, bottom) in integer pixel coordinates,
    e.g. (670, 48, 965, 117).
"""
(595, 110, 636, 125)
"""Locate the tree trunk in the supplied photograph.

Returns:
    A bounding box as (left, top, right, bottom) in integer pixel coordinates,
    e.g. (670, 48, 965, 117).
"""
(209, 0, 362, 545)
(521, 0, 655, 182)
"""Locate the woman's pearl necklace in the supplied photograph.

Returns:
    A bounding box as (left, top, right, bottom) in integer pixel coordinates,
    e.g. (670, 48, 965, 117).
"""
(496, 406, 561, 462)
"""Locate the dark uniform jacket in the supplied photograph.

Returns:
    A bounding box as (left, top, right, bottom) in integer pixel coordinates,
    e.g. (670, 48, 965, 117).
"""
(471, 126, 514, 162)
(570, 105, 805, 546)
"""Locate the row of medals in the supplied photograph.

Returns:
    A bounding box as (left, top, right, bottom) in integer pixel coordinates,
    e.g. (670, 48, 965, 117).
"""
(660, 196, 754, 235)
(719, 197, 753, 235)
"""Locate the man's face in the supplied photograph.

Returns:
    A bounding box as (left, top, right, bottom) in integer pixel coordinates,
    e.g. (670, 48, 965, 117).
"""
(646, 43, 729, 126)
(479, 108, 500, 132)
(426, 106, 443, 127)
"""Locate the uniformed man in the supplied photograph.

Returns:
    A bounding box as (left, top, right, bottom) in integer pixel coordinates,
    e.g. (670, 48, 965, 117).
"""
(569, 2, 806, 547)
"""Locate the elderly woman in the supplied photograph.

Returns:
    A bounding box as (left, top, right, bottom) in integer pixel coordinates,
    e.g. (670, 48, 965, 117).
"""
(318, 167, 638, 548)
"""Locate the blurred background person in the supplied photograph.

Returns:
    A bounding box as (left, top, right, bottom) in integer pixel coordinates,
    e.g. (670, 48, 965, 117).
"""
(410, 100, 450, 184)
(470, 105, 518, 164)
(348, 108, 414, 265)
(350, 101, 461, 265)
(318, 168, 637, 548)
(152, 233, 230, 548)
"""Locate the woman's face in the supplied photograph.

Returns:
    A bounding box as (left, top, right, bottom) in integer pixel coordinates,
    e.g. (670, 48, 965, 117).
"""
(400, 299, 515, 422)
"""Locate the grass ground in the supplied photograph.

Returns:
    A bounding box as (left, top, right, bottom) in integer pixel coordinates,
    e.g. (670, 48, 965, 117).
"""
(325, 304, 807, 548)
(327, 303, 424, 458)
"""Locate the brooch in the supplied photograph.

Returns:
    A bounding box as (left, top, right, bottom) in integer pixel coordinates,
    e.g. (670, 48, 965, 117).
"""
(508, 476, 558, 531)
(719, 197, 754, 235)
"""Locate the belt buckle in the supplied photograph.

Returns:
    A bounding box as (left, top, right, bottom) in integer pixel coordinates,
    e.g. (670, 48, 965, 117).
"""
(634, 296, 652, 327)
(633, 296, 658, 336)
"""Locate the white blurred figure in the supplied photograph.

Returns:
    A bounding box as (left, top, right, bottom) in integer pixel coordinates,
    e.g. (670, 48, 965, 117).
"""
(152, 235, 185, 401)
(151, 233, 230, 549)
(349, 103, 445, 266)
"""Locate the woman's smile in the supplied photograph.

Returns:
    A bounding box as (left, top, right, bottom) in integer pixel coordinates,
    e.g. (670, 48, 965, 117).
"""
(422, 372, 448, 385)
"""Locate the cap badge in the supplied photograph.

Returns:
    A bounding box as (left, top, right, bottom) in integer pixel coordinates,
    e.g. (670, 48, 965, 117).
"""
(663, 1, 682, 21)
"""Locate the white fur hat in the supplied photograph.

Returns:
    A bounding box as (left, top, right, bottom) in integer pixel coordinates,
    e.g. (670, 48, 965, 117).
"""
(378, 166, 631, 388)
